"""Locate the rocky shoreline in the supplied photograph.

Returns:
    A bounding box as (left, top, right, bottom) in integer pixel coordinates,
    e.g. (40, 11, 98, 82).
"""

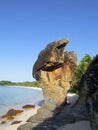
(17, 93, 91, 130)
(1, 38, 97, 130)
(0, 105, 40, 130)
(18, 38, 98, 130)
(0, 93, 90, 130)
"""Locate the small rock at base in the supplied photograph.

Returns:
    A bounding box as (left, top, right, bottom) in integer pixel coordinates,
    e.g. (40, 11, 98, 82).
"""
(22, 105, 35, 109)
(11, 120, 22, 125)
(1, 120, 7, 124)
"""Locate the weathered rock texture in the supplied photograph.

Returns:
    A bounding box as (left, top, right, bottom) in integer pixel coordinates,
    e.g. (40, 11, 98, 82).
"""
(17, 38, 77, 130)
(18, 36, 98, 130)
(18, 40, 98, 130)
(74, 54, 98, 130)
(33, 38, 77, 109)
(17, 54, 98, 130)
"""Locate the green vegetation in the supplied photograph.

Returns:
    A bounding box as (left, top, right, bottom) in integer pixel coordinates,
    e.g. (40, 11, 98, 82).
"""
(69, 54, 92, 93)
(0, 81, 12, 86)
(0, 80, 40, 87)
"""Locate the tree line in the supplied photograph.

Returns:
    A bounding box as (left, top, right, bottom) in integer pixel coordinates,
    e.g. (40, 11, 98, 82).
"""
(0, 80, 40, 87)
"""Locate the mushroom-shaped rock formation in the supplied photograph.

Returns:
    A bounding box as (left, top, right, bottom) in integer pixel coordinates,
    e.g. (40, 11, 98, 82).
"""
(33, 38, 77, 109)
(17, 40, 98, 130)
(17, 38, 77, 130)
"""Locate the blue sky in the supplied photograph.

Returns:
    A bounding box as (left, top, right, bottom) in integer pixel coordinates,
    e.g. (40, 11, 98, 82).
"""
(0, 0, 98, 82)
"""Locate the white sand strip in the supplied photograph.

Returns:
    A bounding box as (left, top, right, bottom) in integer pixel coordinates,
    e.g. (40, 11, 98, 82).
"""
(6, 85, 42, 91)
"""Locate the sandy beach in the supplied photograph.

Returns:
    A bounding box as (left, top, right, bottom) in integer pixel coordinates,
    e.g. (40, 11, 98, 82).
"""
(0, 106, 40, 130)
(0, 86, 42, 130)
(0, 107, 91, 130)
(60, 121, 91, 130)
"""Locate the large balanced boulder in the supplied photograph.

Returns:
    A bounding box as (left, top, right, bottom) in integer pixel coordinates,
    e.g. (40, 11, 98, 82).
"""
(17, 38, 77, 130)
(17, 39, 98, 130)
(33, 38, 77, 109)
(26, 54, 98, 130)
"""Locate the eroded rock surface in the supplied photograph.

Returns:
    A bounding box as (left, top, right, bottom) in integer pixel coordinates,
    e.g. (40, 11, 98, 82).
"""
(18, 55, 98, 130)
(33, 38, 77, 109)
(17, 38, 77, 130)
(74, 54, 98, 130)
(18, 40, 98, 130)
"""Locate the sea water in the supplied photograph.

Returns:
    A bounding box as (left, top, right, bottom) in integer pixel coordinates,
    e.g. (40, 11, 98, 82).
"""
(0, 86, 43, 116)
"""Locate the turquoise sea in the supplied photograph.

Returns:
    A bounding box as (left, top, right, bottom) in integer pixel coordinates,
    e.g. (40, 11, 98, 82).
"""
(0, 86, 43, 116)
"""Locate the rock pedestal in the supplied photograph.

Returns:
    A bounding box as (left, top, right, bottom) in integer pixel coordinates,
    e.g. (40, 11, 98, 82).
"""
(17, 38, 77, 130)
(33, 38, 77, 109)
(17, 39, 98, 130)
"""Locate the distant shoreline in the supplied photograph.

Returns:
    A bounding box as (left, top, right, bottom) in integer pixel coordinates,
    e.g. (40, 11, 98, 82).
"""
(0, 85, 42, 91)
(0, 80, 40, 88)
